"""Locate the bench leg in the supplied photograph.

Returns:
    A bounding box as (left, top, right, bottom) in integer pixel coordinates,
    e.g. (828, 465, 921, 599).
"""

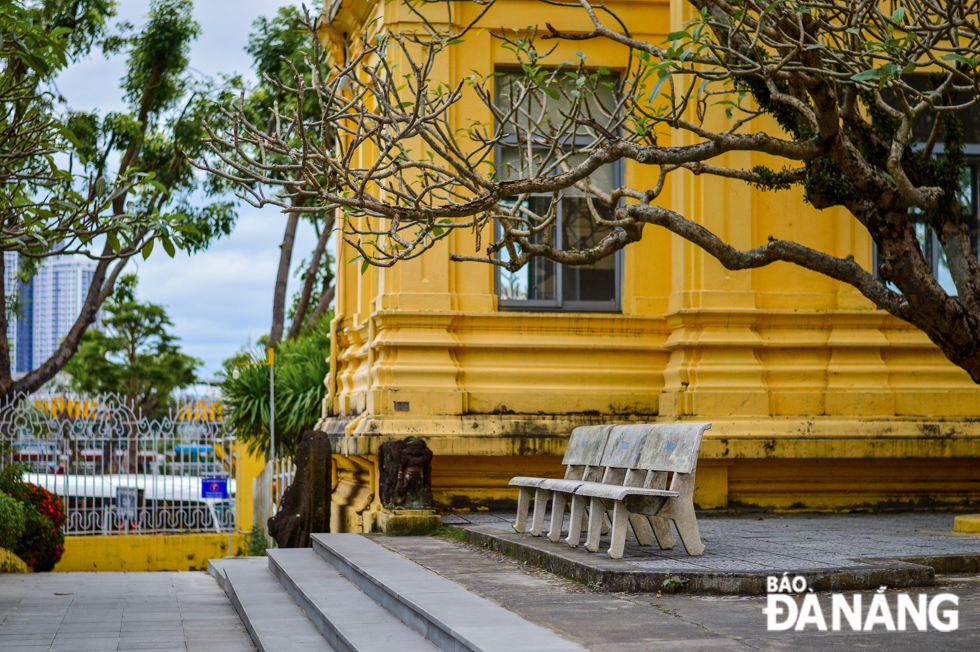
(585, 497, 605, 553)
(672, 503, 705, 556)
(608, 501, 630, 559)
(648, 516, 677, 550)
(547, 491, 568, 542)
(628, 514, 655, 546)
(530, 488, 551, 536)
(514, 487, 532, 533)
(565, 495, 587, 548)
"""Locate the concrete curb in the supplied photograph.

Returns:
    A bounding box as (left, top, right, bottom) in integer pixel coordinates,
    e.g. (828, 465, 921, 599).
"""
(954, 514, 980, 533)
(456, 524, 980, 595)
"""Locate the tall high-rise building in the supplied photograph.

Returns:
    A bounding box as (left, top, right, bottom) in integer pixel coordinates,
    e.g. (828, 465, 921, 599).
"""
(3, 252, 19, 367)
(2, 253, 101, 374)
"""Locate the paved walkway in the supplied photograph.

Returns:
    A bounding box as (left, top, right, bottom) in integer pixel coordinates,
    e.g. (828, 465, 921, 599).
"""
(0, 572, 255, 652)
(444, 511, 980, 571)
(381, 533, 980, 651)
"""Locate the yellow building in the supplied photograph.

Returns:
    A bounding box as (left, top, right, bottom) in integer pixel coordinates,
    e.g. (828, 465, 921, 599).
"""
(316, 0, 980, 533)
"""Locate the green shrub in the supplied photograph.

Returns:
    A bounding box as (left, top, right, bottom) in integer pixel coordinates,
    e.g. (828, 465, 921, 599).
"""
(0, 462, 26, 495)
(0, 493, 25, 551)
(14, 506, 65, 572)
(7, 482, 65, 528)
(246, 525, 269, 556)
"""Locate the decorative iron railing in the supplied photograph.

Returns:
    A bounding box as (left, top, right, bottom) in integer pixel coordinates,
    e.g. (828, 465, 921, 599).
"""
(0, 392, 237, 535)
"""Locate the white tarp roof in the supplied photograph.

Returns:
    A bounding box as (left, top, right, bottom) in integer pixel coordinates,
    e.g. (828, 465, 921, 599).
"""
(23, 473, 236, 503)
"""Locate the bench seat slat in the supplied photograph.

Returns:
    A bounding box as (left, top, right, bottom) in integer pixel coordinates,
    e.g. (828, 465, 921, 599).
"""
(539, 478, 587, 493)
(509, 477, 549, 488)
(573, 481, 679, 501)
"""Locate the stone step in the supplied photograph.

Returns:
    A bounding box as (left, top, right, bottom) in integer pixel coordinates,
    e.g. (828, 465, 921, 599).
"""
(208, 557, 334, 652)
(267, 548, 441, 652)
(311, 534, 584, 652)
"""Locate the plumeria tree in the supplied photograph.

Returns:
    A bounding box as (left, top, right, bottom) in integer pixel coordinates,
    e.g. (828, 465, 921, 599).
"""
(0, 0, 234, 399)
(198, 1, 980, 380)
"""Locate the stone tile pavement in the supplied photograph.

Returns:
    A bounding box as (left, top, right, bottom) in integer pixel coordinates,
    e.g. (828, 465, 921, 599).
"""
(0, 572, 255, 652)
(443, 511, 980, 572)
(381, 534, 980, 652)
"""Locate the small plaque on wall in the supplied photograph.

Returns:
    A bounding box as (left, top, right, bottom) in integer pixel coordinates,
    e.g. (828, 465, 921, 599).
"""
(394, 401, 410, 412)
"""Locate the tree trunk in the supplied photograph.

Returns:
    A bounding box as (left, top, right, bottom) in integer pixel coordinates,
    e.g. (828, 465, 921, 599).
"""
(286, 213, 334, 341)
(268, 207, 300, 348)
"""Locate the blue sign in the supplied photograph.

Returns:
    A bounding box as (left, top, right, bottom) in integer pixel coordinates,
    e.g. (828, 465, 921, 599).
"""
(202, 478, 229, 499)
(116, 487, 138, 520)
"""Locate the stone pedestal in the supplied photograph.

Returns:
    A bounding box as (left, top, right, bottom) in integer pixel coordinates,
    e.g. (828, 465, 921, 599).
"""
(376, 509, 442, 535)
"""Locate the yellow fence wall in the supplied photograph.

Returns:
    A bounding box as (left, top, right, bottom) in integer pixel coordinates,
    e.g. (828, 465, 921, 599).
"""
(54, 534, 248, 573)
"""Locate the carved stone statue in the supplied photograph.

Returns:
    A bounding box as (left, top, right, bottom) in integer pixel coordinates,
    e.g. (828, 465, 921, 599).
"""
(378, 436, 433, 510)
(268, 430, 331, 548)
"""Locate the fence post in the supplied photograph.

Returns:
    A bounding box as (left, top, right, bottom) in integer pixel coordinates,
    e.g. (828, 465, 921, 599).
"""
(235, 444, 265, 533)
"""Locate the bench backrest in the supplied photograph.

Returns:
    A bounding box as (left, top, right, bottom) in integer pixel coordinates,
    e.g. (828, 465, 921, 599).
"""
(598, 426, 648, 469)
(597, 423, 711, 474)
(562, 425, 614, 467)
(637, 423, 711, 474)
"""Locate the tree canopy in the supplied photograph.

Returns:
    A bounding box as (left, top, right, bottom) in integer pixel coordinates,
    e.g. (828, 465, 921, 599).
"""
(219, 322, 331, 458)
(0, 0, 235, 398)
(63, 274, 199, 416)
(199, 0, 980, 382)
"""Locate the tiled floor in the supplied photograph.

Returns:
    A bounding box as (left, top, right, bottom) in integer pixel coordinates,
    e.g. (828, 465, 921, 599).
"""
(444, 512, 980, 571)
(0, 572, 255, 651)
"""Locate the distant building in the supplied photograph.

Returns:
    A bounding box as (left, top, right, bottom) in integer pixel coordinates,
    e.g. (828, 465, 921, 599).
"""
(3, 252, 101, 373)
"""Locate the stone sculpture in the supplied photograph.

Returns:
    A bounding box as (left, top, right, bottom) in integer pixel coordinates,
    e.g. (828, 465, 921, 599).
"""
(268, 430, 331, 548)
(378, 436, 433, 510)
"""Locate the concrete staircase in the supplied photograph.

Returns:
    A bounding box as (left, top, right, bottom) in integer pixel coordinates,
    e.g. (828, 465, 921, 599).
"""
(209, 533, 584, 652)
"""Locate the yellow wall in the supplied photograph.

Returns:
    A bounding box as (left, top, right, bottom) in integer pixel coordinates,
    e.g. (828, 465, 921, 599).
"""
(55, 534, 248, 572)
(317, 0, 980, 531)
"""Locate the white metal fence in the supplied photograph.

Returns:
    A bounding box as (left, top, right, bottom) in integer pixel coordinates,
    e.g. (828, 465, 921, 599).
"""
(0, 392, 237, 535)
(252, 456, 294, 534)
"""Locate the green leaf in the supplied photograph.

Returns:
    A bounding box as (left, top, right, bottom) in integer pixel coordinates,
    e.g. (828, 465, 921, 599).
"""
(360, 259, 370, 275)
(161, 238, 176, 257)
(851, 69, 883, 81)
(146, 180, 168, 194)
(541, 86, 560, 100)
(141, 239, 154, 261)
(106, 231, 120, 253)
(649, 74, 671, 103)
(942, 53, 977, 67)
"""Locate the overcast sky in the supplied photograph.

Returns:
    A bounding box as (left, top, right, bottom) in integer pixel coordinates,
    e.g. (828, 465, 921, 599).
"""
(55, 0, 318, 379)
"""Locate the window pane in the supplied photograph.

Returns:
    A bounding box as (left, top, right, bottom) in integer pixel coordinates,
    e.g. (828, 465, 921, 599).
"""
(496, 147, 616, 194)
(498, 196, 557, 302)
(561, 198, 616, 303)
(936, 245, 956, 295)
(914, 221, 931, 272)
(494, 73, 620, 142)
(938, 164, 980, 296)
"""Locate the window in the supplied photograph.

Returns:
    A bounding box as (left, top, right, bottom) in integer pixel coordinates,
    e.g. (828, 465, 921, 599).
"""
(493, 72, 622, 312)
(875, 77, 980, 296)
(911, 163, 978, 294)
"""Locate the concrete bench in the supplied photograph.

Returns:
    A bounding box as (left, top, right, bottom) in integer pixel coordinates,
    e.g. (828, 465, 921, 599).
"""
(509, 423, 711, 559)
